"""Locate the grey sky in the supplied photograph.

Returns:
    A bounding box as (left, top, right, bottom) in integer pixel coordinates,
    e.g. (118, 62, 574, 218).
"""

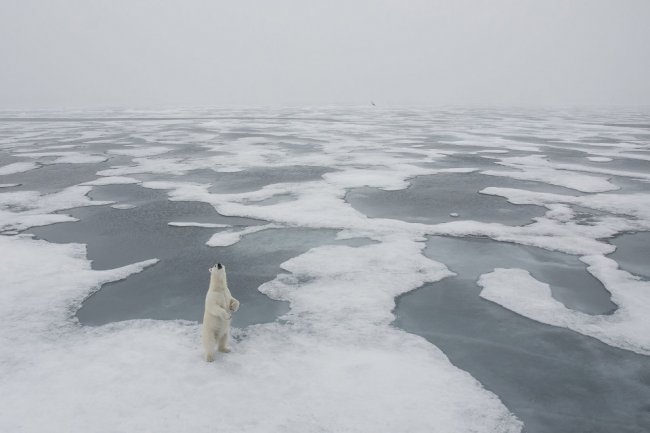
(1, 0, 649, 108)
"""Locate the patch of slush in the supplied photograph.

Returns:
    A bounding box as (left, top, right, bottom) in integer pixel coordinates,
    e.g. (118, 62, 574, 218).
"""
(0, 234, 522, 433)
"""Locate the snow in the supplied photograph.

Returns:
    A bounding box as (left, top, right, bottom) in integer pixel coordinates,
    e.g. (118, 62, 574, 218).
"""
(111, 203, 136, 210)
(0, 186, 112, 232)
(481, 187, 650, 225)
(206, 224, 281, 247)
(492, 154, 650, 182)
(587, 156, 613, 162)
(0, 232, 521, 433)
(481, 155, 618, 192)
(0, 183, 20, 188)
(0, 162, 39, 175)
(478, 265, 650, 355)
(169, 222, 231, 228)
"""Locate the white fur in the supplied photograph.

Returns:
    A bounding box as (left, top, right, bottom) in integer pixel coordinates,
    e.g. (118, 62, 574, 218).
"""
(202, 264, 240, 362)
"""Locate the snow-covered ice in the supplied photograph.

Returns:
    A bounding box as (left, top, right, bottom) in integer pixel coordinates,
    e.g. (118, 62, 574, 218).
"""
(1, 107, 649, 433)
(0, 161, 39, 175)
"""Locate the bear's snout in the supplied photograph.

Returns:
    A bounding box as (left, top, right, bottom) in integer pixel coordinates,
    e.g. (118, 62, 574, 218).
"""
(217, 263, 223, 269)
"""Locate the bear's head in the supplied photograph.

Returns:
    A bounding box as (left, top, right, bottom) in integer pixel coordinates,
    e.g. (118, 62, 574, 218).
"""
(208, 262, 225, 273)
(208, 262, 228, 290)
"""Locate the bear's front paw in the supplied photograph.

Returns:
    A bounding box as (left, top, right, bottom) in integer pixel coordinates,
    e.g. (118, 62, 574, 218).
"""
(230, 299, 240, 312)
(204, 353, 215, 362)
(218, 346, 232, 353)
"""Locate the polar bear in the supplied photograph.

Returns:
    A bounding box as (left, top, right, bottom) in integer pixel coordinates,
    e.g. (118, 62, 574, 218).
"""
(202, 263, 240, 362)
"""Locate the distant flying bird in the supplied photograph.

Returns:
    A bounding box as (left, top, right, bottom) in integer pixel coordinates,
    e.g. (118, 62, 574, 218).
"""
(371, 101, 376, 106)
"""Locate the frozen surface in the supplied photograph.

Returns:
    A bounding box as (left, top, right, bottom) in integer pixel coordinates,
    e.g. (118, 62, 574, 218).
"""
(0, 161, 39, 175)
(1, 107, 650, 433)
(479, 260, 650, 355)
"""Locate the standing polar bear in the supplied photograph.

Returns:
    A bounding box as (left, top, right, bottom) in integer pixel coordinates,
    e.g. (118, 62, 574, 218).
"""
(202, 263, 239, 362)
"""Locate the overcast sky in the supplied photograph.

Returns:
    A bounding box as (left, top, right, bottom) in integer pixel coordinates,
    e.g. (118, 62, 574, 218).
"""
(1, 0, 649, 108)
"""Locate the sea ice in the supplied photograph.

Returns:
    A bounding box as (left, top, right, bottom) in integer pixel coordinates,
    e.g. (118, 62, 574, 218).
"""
(0, 161, 39, 175)
(0, 233, 521, 433)
(478, 265, 650, 355)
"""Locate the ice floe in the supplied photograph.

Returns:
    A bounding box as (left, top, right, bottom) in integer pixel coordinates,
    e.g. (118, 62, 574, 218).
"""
(478, 264, 650, 355)
(0, 161, 39, 175)
(0, 186, 111, 232)
(206, 224, 281, 247)
(169, 221, 231, 228)
(481, 155, 618, 192)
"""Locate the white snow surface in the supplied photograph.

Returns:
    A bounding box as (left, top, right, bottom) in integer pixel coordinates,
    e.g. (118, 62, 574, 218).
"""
(206, 224, 281, 246)
(110, 203, 136, 210)
(587, 156, 613, 162)
(0, 186, 111, 232)
(0, 161, 39, 175)
(169, 221, 231, 228)
(0, 234, 522, 433)
(481, 155, 618, 192)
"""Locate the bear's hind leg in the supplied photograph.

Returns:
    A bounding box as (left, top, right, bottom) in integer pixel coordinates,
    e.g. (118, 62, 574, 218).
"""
(217, 328, 231, 353)
(202, 328, 217, 362)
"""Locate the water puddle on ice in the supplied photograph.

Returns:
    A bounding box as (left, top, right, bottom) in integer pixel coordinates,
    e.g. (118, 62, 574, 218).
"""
(431, 236, 615, 314)
(28, 184, 362, 328)
(0, 162, 110, 193)
(345, 172, 553, 226)
(609, 232, 650, 280)
(175, 166, 332, 194)
(394, 238, 649, 433)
